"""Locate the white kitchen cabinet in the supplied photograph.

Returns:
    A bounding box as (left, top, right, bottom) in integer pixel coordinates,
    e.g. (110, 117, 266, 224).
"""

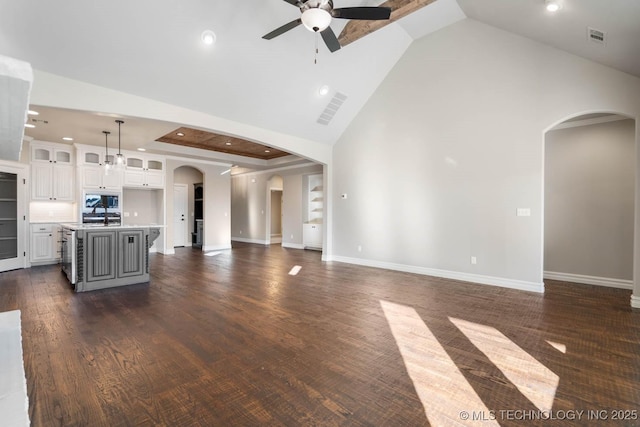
(78, 147, 115, 167)
(30, 142, 75, 201)
(123, 155, 165, 188)
(81, 166, 123, 191)
(31, 143, 73, 166)
(303, 223, 323, 250)
(30, 223, 61, 264)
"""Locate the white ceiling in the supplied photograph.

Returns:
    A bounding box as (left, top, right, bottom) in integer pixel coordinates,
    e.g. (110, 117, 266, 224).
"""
(1, 0, 639, 164)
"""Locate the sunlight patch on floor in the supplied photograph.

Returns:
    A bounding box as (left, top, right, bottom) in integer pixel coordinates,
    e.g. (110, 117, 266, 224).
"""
(380, 300, 499, 426)
(205, 252, 221, 257)
(288, 265, 302, 275)
(450, 317, 559, 412)
(546, 340, 566, 354)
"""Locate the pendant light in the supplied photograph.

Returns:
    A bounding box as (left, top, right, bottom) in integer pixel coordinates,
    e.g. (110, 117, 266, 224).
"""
(114, 119, 126, 169)
(103, 130, 112, 175)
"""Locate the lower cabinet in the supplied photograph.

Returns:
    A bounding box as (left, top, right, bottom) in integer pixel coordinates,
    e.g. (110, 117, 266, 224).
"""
(30, 223, 61, 264)
(85, 230, 117, 282)
(118, 229, 145, 278)
(85, 229, 145, 282)
(303, 223, 323, 250)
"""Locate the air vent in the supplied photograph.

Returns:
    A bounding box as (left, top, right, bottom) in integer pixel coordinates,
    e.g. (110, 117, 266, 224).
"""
(317, 92, 348, 126)
(587, 27, 606, 45)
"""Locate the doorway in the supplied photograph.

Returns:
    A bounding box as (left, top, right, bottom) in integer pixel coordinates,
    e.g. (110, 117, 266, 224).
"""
(266, 175, 283, 245)
(543, 113, 636, 288)
(270, 190, 283, 244)
(173, 184, 188, 247)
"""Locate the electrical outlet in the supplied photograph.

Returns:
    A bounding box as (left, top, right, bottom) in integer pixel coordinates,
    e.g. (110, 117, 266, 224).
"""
(471, 256, 477, 265)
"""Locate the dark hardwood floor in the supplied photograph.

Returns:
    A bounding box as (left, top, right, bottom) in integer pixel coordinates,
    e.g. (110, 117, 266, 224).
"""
(1, 243, 639, 426)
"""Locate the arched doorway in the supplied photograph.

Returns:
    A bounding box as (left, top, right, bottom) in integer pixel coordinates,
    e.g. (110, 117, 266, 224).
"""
(543, 112, 636, 295)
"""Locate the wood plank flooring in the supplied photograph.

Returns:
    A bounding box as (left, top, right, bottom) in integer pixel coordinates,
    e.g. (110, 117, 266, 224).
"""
(1, 243, 639, 426)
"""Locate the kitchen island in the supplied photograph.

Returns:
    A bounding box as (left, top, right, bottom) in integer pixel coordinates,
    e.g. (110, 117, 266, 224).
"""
(61, 224, 161, 292)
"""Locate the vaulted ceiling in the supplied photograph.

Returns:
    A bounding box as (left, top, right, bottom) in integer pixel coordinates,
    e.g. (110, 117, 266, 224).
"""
(1, 0, 639, 164)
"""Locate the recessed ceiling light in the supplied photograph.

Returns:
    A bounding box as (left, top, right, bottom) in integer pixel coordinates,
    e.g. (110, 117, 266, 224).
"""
(137, 148, 146, 152)
(545, 0, 561, 12)
(176, 132, 185, 137)
(201, 30, 216, 46)
(225, 142, 232, 146)
(62, 137, 74, 141)
(265, 149, 270, 153)
(318, 85, 330, 96)
(28, 110, 39, 116)
(24, 123, 35, 128)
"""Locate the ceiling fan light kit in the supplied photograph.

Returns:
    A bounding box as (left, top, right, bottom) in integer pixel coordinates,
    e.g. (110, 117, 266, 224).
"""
(301, 8, 332, 32)
(263, 0, 391, 53)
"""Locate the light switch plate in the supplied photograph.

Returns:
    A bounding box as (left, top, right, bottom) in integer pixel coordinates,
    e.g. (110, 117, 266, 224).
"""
(517, 208, 531, 217)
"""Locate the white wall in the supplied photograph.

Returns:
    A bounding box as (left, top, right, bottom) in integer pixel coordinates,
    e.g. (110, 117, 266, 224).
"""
(544, 119, 635, 284)
(331, 19, 640, 293)
(166, 158, 230, 252)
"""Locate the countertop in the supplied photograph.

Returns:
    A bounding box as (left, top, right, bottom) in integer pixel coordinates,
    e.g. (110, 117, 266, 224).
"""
(60, 223, 165, 230)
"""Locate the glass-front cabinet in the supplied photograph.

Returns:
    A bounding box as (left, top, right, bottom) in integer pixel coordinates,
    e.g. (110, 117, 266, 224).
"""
(123, 155, 164, 188)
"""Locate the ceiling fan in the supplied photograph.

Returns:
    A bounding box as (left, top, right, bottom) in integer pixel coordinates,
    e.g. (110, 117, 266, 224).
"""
(262, 0, 392, 52)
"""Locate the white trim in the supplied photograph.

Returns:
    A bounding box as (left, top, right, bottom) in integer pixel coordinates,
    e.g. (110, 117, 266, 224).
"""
(332, 255, 544, 293)
(282, 243, 304, 249)
(163, 153, 232, 168)
(203, 244, 232, 251)
(631, 294, 640, 309)
(231, 237, 268, 245)
(543, 271, 633, 289)
(163, 248, 176, 255)
(551, 114, 629, 130)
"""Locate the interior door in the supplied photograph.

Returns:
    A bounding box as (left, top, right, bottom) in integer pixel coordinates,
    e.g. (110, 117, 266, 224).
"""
(173, 184, 188, 247)
(0, 164, 27, 272)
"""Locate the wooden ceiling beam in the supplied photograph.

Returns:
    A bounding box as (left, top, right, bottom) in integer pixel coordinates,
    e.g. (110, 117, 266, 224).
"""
(338, 0, 438, 48)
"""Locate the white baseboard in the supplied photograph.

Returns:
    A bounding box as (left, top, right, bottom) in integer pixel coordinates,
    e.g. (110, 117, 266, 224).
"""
(162, 248, 175, 255)
(631, 294, 640, 309)
(282, 243, 304, 249)
(231, 237, 268, 245)
(331, 255, 544, 293)
(544, 271, 633, 290)
(270, 236, 282, 244)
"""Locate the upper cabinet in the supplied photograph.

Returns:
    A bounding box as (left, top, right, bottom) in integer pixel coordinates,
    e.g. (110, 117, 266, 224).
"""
(31, 144, 74, 166)
(123, 154, 165, 188)
(76, 145, 122, 190)
(30, 142, 75, 201)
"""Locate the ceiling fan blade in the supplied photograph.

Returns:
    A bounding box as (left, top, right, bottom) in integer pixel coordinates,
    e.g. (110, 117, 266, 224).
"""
(282, 0, 300, 5)
(332, 7, 392, 20)
(321, 27, 341, 53)
(262, 18, 302, 40)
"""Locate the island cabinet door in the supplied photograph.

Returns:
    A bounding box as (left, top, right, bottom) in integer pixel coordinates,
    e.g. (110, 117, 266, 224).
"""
(117, 230, 145, 278)
(86, 231, 117, 282)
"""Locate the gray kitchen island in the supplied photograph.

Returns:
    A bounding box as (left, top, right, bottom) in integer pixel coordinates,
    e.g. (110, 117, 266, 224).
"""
(61, 224, 161, 292)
